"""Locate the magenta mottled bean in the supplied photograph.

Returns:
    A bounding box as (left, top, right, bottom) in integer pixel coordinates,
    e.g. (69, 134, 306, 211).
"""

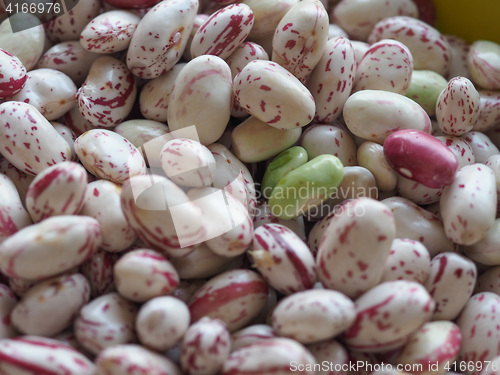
(381, 238, 431, 284)
(0, 284, 17, 339)
(0, 48, 26, 99)
(0, 173, 32, 243)
(80, 250, 119, 298)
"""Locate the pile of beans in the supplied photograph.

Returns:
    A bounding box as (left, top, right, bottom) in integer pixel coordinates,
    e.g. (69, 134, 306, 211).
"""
(0, 0, 500, 374)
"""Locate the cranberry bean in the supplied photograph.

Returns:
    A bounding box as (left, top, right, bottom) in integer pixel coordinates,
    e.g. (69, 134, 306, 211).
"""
(468, 40, 500, 90)
(272, 0, 329, 83)
(317, 198, 396, 298)
(271, 289, 355, 344)
(80, 10, 141, 54)
(382, 196, 456, 256)
(350, 40, 370, 67)
(425, 252, 476, 320)
(74, 292, 137, 355)
(0, 49, 26, 99)
(342, 280, 434, 352)
(62, 104, 99, 137)
(25, 161, 87, 222)
(253, 201, 307, 241)
(396, 175, 444, 205)
(332, 0, 418, 41)
(168, 55, 232, 145)
(0, 284, 17, 339)
(0, 160, 34, 206)
(243, 0, 298, 40)
(394, 321, 462, 375)
(475, 266, 500, 295)
(77, 56, 137, 128)
(307, 340, 349, 375)
(11, 273, 90, 336)
(250, 223, 316, 295)
(0, 18, 45, 71)
(52, 122, 77, 161)
(456, 292, 500, 375)
(139, 63, 185, 122)
(94, 344, 182, 375)
(126, 0, 199, 78)
(180, 317, 231, 375)
(353, 39, 413, 95)
(121, 174, 205, 255)
(136, 296, 190, 351)
(74, 129, 146, 184)
(357, 141, 398, 192)
(446, 35, 471, 80)
(36, 41, 101, 86)
(474, 90, 500, 132)
(231, 324, 276, 351)
(344, 90, 432, 143)
(0, 215, 101, 280)
(440, 164, 497, 245)
(233, 60, 315, 130)
(0, 336, 95, 374)
(80, 180, 137, 252)
(461, 131, 500, 164)
(0, 101, 71, 175)
(381, 238, 431, 284)
(0, 173, 32, 243)
(45, 0, 101, 43)
(436, 135, 476, 168)
(307, 36, 355, 123)
(383, 129, 459, 188)
(188, 269, 268, 332)
(463, 219, 500, 266)
(368, 16, 451, 75)
(80, 250, 119, 298)
(114, 249, 179, 303)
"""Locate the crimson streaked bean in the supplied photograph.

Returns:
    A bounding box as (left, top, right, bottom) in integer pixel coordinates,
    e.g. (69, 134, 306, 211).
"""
(0, 173, 32, 243)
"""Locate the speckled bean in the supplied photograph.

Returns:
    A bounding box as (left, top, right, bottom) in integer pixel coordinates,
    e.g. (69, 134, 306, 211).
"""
(74, 292, 137, 355)
(94, 344, 182, 375)
(271, 0, 329, 83)
(80, 250, 119, 298)
(440, 163, 496, 245)
(0, 160, 34, 206)
(233, 59, 315, 130)
(230, 324, 276, 351)
(353, 39, 413, 95)
(436, 76, 480, 136)
(396, 175, 444, 205)
(80, 10, 141, 54)
(307, 339, 349, 375)
(382, 238, 430, 284)
(463, 219, 500, 265)
(394, 321, 462, 375)
(180, 317, 231, 375)
(126, 0, 199, 78)
(188, 187, 253, 256)
(253, 201, 307, 241)
(436, 135, 476, 168)
(114, 249, 179, 302)
(80, 180, 137, 252)
(231, 116, 302, 163)
(168, 55, 232, 145)
(0, 215, 101, 280)
(0, 336, 95, 375)
(136, 296, 190, 351)
(461, 131, 500, 164)
(77, 56, 137, 128)
(188, 269, 268, 332)
(446, 35, 471, 80)
(0, 101, 71, 175)
(344, 90, 432, 143)
(301, 124, 357, 166)
(382, 196, 456, 256)
(243, 0, 298, 40)
(425, 252, 476, 320)
(307, 36, 355, 123)
(332, 0, 418, 41)
(120, 174, 205, 255)
(0, 49, 26, 99)
(11, 273, 90, 336)
(357, 141, 398, 191)
(25, 161, 87, 222)
(271, 289, 355, 344)
(368, 16, 451, 75)
(456, 292, 500, 375)
(468, 40, 500, 90)
(342, 280, 434, 352)
(36, 41, 101, 86)
(74, 129, 146, 184)
(250, 223, 316, 295)
(222, 337, 316, 375)
(475, 266, 500, 295)
(474, 90, 500, 132)
(0, 284, 17, 339)
(317, 197, 395, 298)
(139, 63, 185, 122)
(0, 173, 32, 243)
